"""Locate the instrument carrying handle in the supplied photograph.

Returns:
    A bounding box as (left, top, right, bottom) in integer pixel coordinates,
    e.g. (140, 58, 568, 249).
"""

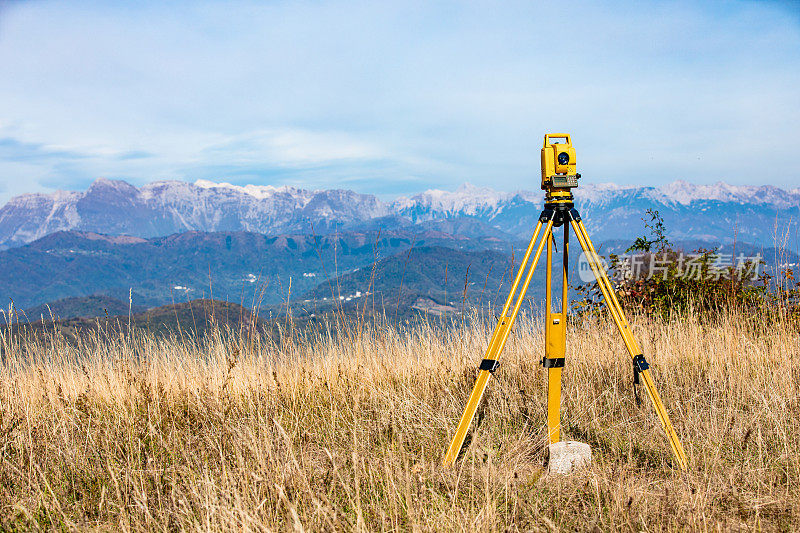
(543, 133, 571, 147)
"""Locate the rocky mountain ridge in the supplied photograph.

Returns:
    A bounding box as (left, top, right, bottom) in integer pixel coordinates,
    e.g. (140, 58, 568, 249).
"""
(1, 178, 798, 250)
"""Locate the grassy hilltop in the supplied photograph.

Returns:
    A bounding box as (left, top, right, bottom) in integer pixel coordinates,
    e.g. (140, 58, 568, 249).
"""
(0, 310, 798, 531)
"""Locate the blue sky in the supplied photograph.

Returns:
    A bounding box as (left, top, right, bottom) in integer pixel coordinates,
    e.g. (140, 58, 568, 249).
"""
(0, 0, 798, 203)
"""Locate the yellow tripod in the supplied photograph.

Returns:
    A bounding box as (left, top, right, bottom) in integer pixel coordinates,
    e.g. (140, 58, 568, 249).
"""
(442, 134, 687, 470)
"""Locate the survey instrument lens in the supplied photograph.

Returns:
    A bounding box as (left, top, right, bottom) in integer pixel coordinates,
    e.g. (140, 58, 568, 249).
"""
(557, 152, 570, 165)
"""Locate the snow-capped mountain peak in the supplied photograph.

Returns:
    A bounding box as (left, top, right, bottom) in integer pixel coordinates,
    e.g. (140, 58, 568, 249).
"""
(193, 179, 311, 201)
(393, 182, 514, 216)
(653, 180, 795, 207)
(87, 177, 138, 193)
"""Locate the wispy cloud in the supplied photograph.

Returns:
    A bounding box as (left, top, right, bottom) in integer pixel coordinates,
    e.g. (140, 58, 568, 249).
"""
(200, 129, 389, 167)
(0, 137, 87, 163)
(0, 0, 798, 202)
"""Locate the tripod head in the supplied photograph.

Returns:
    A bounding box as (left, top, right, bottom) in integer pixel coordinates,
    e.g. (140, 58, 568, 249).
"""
(541, 133, 581, 201)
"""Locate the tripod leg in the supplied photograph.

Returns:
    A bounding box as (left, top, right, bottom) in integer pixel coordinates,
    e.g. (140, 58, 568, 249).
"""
(544, 223, 571, 444)
(544, 232, 565, 443)
(569, 216, 688, 470)
(443, 218, 555, 466)
(545, 322, 565, 443)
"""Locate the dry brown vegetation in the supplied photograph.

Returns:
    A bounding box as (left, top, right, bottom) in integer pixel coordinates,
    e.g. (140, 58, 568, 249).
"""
(0, 310, 798, 531)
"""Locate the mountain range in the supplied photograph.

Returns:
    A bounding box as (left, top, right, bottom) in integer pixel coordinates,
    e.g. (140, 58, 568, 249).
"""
(2, 178, 798, 250)
(1, 178, 798, 320)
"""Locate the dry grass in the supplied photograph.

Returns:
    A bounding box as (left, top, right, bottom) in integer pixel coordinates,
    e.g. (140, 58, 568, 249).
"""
(0, 311, 799, 531)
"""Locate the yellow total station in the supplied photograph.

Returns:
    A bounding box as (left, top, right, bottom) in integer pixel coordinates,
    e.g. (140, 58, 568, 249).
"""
(442, 133, 688, 470)
(541, 133, 578, 191)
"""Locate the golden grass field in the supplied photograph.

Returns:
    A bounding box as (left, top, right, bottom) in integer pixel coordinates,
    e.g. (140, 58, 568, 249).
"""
(0, 310, 798, 531)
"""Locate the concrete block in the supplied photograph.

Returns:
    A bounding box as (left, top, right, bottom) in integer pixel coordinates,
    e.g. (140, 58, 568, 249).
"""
(547, 441, 591, 475)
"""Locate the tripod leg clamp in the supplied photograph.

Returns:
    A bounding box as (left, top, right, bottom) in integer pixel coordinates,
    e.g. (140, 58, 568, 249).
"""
(539, 208, 556, 223)
(479, 359, 500, 372)
(632, 354, 649, 379)
(632, 354, 649, 405)
(541, 357, 565, 368)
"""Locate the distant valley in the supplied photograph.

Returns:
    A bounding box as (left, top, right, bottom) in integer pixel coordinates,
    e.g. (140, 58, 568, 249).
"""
(1, 229, 526, 317)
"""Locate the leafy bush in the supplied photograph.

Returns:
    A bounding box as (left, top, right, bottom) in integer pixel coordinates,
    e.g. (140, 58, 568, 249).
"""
(574, 209, 799, 320)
